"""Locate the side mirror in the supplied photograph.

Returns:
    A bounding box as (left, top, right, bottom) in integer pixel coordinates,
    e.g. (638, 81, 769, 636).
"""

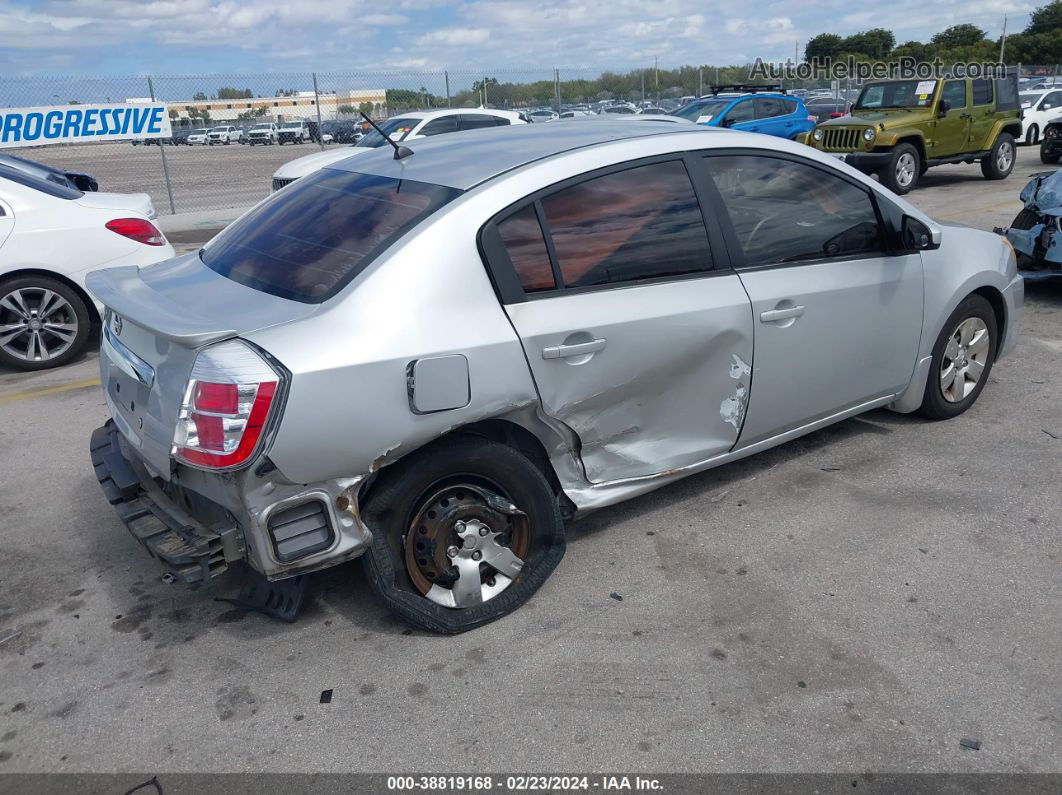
(721, 117, 736, 128)
(901, 215, 941, 251)
(937, 99, 950, 118)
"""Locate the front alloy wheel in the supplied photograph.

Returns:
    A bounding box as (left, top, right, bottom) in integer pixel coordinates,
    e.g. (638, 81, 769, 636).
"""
(918, 294, 998, 420)
(0, 277, 90, 370)
(880, 143, 921, 195)
(939, 317, 990, 403)
(362, 437, 565, 633)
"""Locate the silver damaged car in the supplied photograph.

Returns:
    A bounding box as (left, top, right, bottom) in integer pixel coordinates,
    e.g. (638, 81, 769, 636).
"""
(87, 122, 1023, 633)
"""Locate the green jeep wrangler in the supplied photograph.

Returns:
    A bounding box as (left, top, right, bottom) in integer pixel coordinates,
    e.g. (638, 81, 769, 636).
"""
(805, 76, 1022, 194)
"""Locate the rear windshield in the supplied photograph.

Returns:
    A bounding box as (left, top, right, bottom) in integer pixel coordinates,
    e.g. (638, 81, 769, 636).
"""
(0, 163, 82, 199)
(200, 169, 461, 303)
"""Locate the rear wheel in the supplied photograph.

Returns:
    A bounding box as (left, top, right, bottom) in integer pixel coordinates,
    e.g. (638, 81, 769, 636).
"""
(879, 143, 920, 194)
(0, 276, 91, 371)
(918, 295, 997, 420)
(981, 134, 1015, 180)
(362, 437, 566, 634)
(1041, 145, 1061, 164)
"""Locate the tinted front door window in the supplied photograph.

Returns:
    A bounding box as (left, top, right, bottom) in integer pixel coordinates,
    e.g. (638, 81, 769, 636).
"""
(703, 155, 882, 266)
(724, 100, 755, 124)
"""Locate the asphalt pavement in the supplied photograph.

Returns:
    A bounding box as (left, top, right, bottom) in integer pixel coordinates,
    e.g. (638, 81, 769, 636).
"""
(0, 146, 1059, 776)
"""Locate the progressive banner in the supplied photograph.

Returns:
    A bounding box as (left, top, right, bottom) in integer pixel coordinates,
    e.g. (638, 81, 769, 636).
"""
(0, 103, 172, 148)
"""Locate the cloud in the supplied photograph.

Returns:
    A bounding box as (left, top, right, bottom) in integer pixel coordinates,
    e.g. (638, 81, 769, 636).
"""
(416, 27, 490, 46)
(0, 0, 1028, 75)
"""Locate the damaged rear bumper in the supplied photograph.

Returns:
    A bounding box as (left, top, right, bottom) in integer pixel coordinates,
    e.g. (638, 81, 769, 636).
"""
(90, 420, 374, 585)
(91, 421, 237, 584)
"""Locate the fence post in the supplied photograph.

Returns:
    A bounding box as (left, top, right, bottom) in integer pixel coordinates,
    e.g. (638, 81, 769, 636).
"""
(445, 71, 451, 108)
(146, 76, 176, 216)
(698, 68, 703, 97)
(554, 68, 561, 111)
(312, 72, 325, 151)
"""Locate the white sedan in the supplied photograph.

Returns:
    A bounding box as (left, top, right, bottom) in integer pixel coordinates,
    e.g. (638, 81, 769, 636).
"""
(271, 108, 525, 190)
(1019, 89, 1062, 144)
(0, 163, 174, 370)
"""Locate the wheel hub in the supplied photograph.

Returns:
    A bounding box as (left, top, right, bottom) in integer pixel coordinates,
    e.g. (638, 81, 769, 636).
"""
(404, 483, 529, 609)
(940, 317, 989, 403)
(0, 287, 78, 363)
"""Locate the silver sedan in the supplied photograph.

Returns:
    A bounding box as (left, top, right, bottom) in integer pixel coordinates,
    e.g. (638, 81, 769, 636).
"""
(87, 121, 1023, 633)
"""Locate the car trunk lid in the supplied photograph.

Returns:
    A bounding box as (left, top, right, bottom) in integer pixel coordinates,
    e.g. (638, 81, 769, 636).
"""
(75, 190, 157, 219)
(86, 252, 319, 476)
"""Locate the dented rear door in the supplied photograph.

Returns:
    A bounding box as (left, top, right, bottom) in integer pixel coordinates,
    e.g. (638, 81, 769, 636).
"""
(491, 156, 754, 484)
(507, 279, 754, 483)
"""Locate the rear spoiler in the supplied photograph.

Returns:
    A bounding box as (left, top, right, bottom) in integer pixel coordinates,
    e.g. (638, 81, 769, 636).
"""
(86, 266, 236, 347)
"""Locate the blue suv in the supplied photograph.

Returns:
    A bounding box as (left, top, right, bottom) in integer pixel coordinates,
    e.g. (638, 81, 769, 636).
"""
(672, 86, 815, 140)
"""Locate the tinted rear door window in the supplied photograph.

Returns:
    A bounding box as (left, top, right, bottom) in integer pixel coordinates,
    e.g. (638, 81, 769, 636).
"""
(497, 205, 555, 292)
(419, 117, 460, 136)
(201, 169, 460, 303)
(540, 159, 712, 288)
(972, 79, 993, 106)
(459, 114, 503, 130)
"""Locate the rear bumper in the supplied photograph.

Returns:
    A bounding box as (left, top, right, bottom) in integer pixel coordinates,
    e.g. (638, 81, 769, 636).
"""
(91, 420, 375, 584)
(91, 421, 237, 585)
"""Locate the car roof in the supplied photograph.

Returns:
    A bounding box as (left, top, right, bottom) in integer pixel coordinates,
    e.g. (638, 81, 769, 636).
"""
(394, 108, 523, 122)
(326, 119, 717, 190)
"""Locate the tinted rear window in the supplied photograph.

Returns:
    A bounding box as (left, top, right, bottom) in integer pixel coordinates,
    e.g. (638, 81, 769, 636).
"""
(201, 169, 461, 303)
(0, 163, 82, 199)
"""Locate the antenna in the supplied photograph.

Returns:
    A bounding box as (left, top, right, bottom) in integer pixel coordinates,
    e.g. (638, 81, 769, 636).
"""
(359, 112, 413, 161)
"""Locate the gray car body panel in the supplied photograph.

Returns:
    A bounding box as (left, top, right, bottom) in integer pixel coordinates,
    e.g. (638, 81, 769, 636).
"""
(90, 125, 1022, 580)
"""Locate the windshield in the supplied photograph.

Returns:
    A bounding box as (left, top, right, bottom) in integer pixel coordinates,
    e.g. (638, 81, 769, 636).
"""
(281, 123, 302, 129)
(355, 117, 418, 148)
(200, 169, 461, 303)
(671, 100, 730, 121)
(1020, 93, 1042, 108)
(192, 129, 208, 135)
(854, 80, 938, 109)
(252, 124, 272, 130)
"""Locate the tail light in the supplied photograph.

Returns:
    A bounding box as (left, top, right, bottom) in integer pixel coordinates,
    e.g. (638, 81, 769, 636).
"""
(106, 218, 166, 246)
(807, 114, 817, 122)
(172, 340, 283, 470)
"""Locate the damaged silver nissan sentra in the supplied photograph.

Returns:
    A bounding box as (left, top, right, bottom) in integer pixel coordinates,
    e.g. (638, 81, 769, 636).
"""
(88, 121, 1023, 633)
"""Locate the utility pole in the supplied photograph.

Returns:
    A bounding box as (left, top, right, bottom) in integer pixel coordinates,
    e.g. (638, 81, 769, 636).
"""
(698, 68, 703, 97)
(641, 70, 645, 103)
(1000, 14, 1008, 62)
(654, 56, 659, 101)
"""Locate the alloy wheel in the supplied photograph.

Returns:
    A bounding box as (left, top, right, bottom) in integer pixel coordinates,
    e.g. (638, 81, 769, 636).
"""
(939, 317, 990, 403)
(0, 287, 79, 364)
(896, 153, 916, 188)
(997, 141, 1014, 172)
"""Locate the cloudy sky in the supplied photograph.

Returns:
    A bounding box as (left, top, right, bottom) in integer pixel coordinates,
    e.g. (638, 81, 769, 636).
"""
(0, 0, 1032, 77)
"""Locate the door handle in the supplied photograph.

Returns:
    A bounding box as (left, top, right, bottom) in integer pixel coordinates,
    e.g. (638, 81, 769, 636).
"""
(542, 338, 607, 359)
(760, 305, 805, 323)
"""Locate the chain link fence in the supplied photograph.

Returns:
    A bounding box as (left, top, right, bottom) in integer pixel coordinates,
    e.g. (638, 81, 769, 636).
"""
(0, 65, 1047, 216)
